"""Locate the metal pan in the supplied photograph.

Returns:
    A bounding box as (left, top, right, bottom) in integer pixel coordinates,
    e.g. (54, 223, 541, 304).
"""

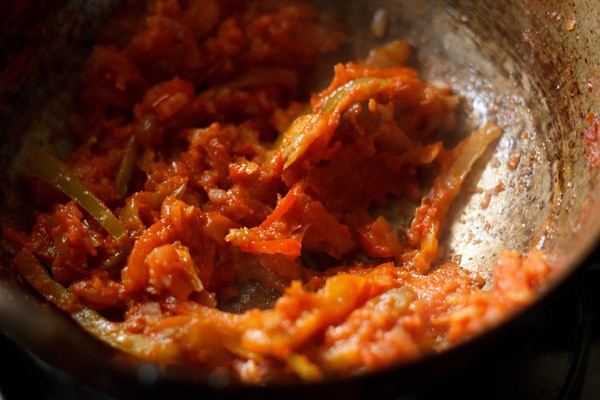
(1, 0, 599, 398)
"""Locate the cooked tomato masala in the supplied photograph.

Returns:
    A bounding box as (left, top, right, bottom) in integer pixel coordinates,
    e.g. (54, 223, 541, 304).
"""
(5, 0, 556, 384)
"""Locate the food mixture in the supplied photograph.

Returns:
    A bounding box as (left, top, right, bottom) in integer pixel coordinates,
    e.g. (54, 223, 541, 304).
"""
(4, 0, 557, 384)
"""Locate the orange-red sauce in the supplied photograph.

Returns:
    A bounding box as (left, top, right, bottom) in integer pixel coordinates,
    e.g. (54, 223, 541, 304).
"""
(7, 0, 557, 384)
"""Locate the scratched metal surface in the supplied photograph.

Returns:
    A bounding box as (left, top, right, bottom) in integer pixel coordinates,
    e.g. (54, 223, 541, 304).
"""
(328, 0, 600, 286)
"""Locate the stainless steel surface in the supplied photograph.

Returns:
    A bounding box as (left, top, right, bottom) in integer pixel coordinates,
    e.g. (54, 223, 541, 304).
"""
(331, 0, 600, 286)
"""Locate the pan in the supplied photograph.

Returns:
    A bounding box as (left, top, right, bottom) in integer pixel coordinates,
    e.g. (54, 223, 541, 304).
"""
(1, 0, 599, 398)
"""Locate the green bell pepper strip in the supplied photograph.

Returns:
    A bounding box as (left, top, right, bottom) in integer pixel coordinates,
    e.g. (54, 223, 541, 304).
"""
(319, 77, 391, 115)
(115, 136, 138, 197)
(14, 248, 181, 362)
(26, 150, 128, 241)
(280, 77, 394, 170)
